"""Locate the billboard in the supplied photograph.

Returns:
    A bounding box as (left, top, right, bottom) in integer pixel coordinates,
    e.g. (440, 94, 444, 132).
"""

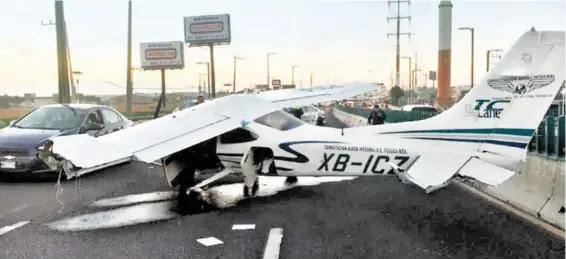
(429, 71, 437, 80)
(184, 14, 231, 46)
(140, 41, 185, 70)
(272, 79, 281, 87)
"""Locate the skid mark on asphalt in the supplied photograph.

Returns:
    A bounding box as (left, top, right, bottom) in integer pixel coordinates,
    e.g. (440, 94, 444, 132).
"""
(0, 221, 30, 236)
(205, 176, 356, 209)
(47, 201, 177, 232)
(90, 191, 176, 207)
(45, 176, 355, 232)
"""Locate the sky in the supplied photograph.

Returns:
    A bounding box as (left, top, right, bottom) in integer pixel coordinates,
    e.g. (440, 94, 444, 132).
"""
(0, 0, 564, 96)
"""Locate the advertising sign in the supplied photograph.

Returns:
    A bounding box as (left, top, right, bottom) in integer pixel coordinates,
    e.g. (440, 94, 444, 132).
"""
(429, 71, 437, 81)
(140, 41, 185, 70)
(272, 79, 281, 87)
(184, 14, 231, 46)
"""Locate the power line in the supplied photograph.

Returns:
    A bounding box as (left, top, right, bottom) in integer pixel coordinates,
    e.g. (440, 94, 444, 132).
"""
(387, 0, 412, 89)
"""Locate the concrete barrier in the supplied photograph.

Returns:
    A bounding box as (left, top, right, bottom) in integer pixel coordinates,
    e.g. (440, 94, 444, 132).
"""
(539, 163, 565, 229)
(331, 106, 566, 230)
(482, 155, 557, 217)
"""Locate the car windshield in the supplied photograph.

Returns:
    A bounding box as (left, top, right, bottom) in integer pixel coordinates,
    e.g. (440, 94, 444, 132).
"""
(254, 110, 306, 131)
(13, 106, 85, 130)
(179, 100, 198, 111)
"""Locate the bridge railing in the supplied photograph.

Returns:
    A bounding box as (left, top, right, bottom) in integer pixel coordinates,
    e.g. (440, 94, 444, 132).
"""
(335, 104, 565, 160)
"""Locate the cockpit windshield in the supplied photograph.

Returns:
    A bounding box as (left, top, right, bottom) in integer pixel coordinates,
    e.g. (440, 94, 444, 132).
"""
(253, 110, 306, 131)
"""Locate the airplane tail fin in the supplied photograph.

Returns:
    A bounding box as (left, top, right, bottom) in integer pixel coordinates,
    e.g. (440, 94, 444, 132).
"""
(368, 29, 564, 162)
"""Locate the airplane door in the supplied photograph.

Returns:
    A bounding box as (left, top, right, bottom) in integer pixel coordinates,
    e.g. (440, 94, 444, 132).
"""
(216, 128, 259, 170)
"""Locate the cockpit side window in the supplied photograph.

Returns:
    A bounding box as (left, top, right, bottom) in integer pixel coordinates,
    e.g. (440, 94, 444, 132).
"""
(253, 110, 306, 131)
(220, 128, 258, 144)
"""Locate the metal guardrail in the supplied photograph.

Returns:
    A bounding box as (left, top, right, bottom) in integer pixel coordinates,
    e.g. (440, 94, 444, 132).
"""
(335, 104, 565, 160)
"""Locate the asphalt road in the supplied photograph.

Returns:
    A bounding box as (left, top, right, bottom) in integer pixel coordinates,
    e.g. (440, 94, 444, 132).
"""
(0, 108, 563, 259)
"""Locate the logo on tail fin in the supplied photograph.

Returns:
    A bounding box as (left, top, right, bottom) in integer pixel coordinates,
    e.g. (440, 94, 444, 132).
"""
(487, 74, 555, 95)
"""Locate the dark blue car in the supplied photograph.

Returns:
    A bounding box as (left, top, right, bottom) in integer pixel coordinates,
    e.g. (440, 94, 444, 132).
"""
(0, 104, 133, 179)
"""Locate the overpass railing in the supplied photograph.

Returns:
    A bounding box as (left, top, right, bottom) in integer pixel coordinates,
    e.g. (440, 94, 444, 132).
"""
(335, 104, 565, 160)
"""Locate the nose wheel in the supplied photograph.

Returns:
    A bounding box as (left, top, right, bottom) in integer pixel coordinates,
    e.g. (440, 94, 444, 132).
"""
(243, 178, 259, 197)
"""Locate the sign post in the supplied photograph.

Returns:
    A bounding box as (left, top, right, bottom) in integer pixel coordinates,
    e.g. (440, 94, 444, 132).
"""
(429, 70, 437, 89)
(272, 79, 281, 90)
(139, 41, 185, 118)
(184, 14, 231, 99)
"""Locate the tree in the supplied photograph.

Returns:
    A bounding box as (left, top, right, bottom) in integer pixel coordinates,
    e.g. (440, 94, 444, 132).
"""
(389, 86, 405, 106)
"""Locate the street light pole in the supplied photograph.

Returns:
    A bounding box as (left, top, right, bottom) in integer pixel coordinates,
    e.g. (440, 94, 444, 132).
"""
(292, 65, 298, 86)
(72, 71, 82, 103)
(267, 52, 275, 89)
(401, 56, 412, 91)
(232, 56, 244, 93)
(458, 27, 475, 88)
(486, 49, 503, 72)
(310, 72, 314, 87)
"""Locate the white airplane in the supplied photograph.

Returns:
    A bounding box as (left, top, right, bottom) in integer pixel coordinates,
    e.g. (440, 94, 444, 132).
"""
(39, 29, 564, 212)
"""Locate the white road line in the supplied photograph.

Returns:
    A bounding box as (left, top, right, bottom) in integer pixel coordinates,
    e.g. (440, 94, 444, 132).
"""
(262, 228, 283, 259)
(232, 224, 256, 230)
(196, 237, 223, 246)
(0, 221, 30, 236)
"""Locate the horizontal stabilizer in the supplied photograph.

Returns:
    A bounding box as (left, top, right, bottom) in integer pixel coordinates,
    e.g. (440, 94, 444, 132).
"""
(402, 153, 516, 193)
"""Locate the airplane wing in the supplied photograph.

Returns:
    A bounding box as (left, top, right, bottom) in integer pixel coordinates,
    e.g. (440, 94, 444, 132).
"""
(252, 82, 378, 107)
(44, 82, 375, 178)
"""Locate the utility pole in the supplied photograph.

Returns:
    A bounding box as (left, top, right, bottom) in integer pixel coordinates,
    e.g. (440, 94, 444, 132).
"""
(232, 56, 244, 93)
(126, 0, 133, 116)
(387, 0, 411, 89)
(413, 52, 418, 88)
(458, 27, 475, 88)
(401, 56, 411, 91)
(267, 52, 275, 89)
(292, 65, 298, 85)
(53, 1, 71, 104)
(310, 72, 314, 87)
(197, 62, 210, 98)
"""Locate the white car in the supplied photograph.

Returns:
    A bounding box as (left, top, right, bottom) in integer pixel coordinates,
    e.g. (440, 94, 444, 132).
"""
(400, 104, 439, 114)
(285, 105, 325, 125)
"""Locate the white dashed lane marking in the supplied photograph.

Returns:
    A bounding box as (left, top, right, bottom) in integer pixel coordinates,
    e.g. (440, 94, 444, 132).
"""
(0, 221, 30, 236)
(232, 224, 256, 230)
(196, 237, 224, 246)
(263, 228, 284, 259)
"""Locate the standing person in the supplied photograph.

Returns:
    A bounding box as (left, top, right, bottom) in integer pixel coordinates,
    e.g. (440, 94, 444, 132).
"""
(291, 106, 304, 120)
(367, 104, 387, 125)
(196, 95, 205, 104)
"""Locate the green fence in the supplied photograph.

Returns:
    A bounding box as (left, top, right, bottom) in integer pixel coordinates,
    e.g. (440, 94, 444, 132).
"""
(334, 105, 438, 123)
(528, 116, 566, 159)
(335, 104, 565, 160)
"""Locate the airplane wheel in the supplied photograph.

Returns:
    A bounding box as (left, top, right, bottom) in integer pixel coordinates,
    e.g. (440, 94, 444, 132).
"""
(251, 178, 259, 196)
(243, 178, 259, 197)
(243, 185, 250, 197)
(285, 176, 298, 185)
